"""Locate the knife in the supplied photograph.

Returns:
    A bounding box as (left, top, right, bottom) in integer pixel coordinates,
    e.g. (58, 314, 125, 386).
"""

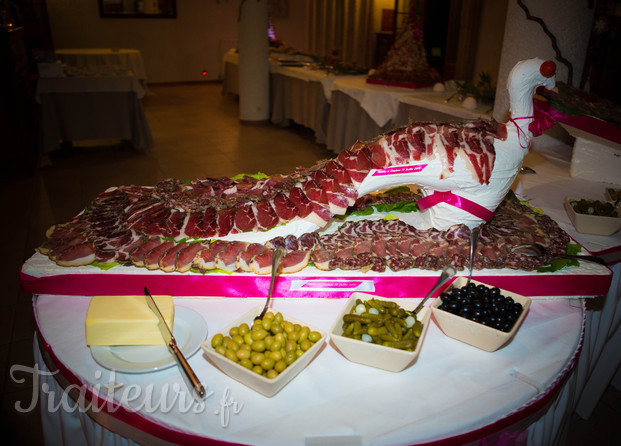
(144, 287, 206, 401)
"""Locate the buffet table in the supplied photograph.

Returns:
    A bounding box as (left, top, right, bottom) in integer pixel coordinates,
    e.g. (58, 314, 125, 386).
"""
(35, 295, 584, 446)
(36, 73, 154, 153)
(25, 147, 620, 445)
(325, 78, 432, 153)
(393, 92, 493, 126)
(55, 48, 148, 82)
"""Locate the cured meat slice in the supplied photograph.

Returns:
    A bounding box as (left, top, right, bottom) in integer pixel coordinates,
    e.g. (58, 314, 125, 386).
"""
(302, 179, 329, 207)
(193, 240, 228, 271)
(336, 142, 373, 186)
(52, 242, 96, 267)
(237, 243, 268, 272)
(130, 237, 163, 267)
(280, 250, 311, 273)
(143, 207, 172, 236)
(323, 160, 358, 205)
(284, 234, 299, 251)
(249, 249, 274, 275)
(298, 233, 318, 250)
(162, 210, 186, 239)
(183, 212, 204, 238)
(265, 236, 286, 251)
(159, 242, 189, 272)
(286, 187, 313, 218)
(114, 232, 146, 264)
(175, 242, 206, 273)
(310, 248, 335, 270)
(216, 208, 235, 237)
(305, 203, 333, 227)
(232, 205, 257, 234)
(272, 193, 299, 222)
(215, 241, 248, 271)
(144, 241, 175, 270)
(254, 200, 280, 230)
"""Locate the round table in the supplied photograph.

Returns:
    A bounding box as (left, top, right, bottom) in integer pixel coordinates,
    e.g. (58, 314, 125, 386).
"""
(34, 295, 583, 445)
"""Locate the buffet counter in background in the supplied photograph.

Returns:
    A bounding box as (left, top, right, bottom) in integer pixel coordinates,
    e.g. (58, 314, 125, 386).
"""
(55, 48, 148, 83)
(35, 71, 154, 153)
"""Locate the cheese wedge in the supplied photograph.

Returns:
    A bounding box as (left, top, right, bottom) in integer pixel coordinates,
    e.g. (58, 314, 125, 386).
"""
(85, 295, 174, 346)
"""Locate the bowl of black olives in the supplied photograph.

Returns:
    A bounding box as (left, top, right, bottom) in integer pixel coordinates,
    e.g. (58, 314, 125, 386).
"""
(431, 278, 531, 352)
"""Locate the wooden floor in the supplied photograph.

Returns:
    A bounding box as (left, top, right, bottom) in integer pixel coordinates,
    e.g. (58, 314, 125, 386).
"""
(1, 82, 619, 444)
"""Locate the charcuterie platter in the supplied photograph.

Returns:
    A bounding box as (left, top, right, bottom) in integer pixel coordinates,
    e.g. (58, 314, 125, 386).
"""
(20, 58, 612, 299)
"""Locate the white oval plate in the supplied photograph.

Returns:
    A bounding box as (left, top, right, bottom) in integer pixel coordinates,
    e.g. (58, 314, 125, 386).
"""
(90, 306, 207, 374)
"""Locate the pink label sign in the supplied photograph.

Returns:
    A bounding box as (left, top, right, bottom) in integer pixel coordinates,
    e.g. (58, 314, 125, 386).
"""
(289, 280, 375, 292)
(372, 165, 427, 176)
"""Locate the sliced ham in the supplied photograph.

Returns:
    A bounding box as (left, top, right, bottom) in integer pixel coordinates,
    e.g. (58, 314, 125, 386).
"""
(193, 240, 228, 271)
(175, 242, 206, 273)
(144, 241, 175, 270)
(214, 241, 248, 271)
(130, 237, 163, 267)
(237, 243, 268, 272)
(159, 242, 189, 272)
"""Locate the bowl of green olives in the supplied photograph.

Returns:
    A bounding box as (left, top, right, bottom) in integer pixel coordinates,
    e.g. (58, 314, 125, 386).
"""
(329, 292, 431, 372)
(565, 197, 621, 236)
(201, 307, 326, 397)
(430, 278, 531, 352)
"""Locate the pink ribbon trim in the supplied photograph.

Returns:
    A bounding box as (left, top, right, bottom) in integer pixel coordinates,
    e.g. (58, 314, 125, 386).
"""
(417, 191, 496, 222)
(533, 98, 621, 145)
(19, 270, 612, 298)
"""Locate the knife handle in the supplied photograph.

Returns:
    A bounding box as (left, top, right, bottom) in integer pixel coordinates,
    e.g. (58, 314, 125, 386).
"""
(169, 341, 206, 401)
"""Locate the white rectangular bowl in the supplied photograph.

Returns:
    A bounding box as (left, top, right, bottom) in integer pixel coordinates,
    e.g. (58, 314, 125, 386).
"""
(201, 306, 326, 397)
(431, 278, 531, 352)
(329, 292, 431, 372)
(565, 197, 621, 236)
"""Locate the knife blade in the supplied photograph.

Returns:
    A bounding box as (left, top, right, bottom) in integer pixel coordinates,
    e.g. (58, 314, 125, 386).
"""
(144, 287, 206, 401)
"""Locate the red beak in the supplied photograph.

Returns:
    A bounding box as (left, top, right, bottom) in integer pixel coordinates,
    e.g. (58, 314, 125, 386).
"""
(540, 60, 556, 78)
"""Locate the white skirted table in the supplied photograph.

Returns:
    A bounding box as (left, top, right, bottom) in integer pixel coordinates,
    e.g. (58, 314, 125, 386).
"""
(55, 48, 148, 82)
(34, 295, 583, 446)
(393, 92, 493, 126)
(36, 74, 154, 153)
(325, 78, 431, 153)
(26, 142, 621, 445)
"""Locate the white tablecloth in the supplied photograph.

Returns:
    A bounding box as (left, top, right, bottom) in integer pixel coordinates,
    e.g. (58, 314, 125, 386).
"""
(34, 295, 583, 446)
(393, 93, 493, 125)
(36, 75, 154, 153)
(56, 48, 147, 81)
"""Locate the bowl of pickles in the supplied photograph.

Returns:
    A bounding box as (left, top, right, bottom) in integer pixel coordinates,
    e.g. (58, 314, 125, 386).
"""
(329, 292, 431, 372)
(201, 307, 326, 397)
(565, 197, 621, 236)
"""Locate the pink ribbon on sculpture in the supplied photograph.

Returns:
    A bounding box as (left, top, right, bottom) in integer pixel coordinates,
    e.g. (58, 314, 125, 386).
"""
(530, 99, 561, 136)
(417, 190, 496, 222)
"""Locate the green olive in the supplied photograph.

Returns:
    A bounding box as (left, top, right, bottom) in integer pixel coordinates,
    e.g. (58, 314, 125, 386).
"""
(211, 333, 223, 349)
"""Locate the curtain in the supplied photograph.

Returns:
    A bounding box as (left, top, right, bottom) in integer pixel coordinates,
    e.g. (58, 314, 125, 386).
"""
(306, 0, 374, 67)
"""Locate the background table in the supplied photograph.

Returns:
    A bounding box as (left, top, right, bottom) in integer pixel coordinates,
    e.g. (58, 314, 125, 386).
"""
(56, 48, 147, 82)
(35, 295, 583, 446)
(393, 92, 493, 125)
(325, 78, 429, 153)
(36, 74, 154, 153)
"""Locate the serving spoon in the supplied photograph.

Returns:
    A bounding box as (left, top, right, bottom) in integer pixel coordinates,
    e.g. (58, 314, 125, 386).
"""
(411, 265, 456, 315)
(467, 226, 480, 286)
(511, 243, 606, 265)
(255, 248, 284, 321)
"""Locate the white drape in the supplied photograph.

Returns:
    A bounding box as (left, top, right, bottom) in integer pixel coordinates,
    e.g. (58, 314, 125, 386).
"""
(305, 0, 374, 67)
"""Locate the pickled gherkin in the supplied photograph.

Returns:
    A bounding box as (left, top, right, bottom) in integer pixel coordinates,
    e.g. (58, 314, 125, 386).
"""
(340, 298, 422, 351)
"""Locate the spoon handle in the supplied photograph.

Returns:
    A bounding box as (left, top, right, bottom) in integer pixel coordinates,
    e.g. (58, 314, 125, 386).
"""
(467, 227, 480, 286)
(552, 254, 606, 265)
(413, 265, 456, 315)
(256, 248, 284, 320)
